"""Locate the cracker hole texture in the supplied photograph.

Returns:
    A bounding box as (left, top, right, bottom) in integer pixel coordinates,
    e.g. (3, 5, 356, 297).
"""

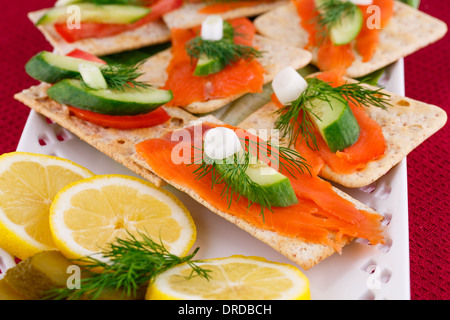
(170, 117, 185, 128)
(396, 100, 410, 107)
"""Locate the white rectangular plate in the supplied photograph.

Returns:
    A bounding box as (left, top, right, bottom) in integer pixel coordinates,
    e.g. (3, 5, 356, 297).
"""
(6, 60, 410, 300)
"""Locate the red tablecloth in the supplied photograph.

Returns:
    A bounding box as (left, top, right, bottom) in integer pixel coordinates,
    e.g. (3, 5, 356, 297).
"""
(0, 0, 448, 300)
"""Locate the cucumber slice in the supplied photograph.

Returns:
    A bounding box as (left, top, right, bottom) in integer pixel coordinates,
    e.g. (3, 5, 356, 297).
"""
(36, 4, 151, 26)
(329, 5, 363, 45)
(245, 163, 298, 207)
(308, 94, 360, 153)
(54, 0, 81, 6)
(78, 64, 108, 90)
(193, 54, 226, 77)
(25, 51, 104, 83)
(47, 79, 173, 116)
(215, 160, 298, 208)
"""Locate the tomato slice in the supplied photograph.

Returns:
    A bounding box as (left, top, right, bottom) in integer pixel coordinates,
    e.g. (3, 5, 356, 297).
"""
(64, 50, 171, 129)
(66, 49, 107, 64)
(68, 106, 171, 130)
(54, 0, 183, 43)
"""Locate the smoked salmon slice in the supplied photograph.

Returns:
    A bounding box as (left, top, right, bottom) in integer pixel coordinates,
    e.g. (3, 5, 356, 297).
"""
(355, 0, 394, 61)
(273, 70, 386, 175)
(135, 122, 385, 252)
(316, 38, 355, 72)
(163, 18, 265, 107)
(291, 0, 394, 70)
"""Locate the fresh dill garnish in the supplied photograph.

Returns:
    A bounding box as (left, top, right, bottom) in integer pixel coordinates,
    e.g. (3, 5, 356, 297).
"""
(44, 231, 210, 300)
(313, 0, 358, 42)
(191, 134, 310, 219)
(274, 77, 391, 150)
(80, 61, 152, 91)
(185, 21, 262, 68)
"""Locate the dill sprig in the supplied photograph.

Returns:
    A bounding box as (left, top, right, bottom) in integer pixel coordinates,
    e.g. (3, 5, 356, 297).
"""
(80, 61, 152, 91)
(313, 0, 358, 42)
(185, 21, 262, 68)
(191, 134, 310, 218)
(44, 231, 210, 300)
(274, 77, 391, 150)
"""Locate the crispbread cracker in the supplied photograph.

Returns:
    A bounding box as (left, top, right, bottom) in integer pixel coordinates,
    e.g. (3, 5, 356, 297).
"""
(253, 1, 448, 78)
(13, 83, 197, 188)
(28, 9, 172, 56)
(238, 82, 448, 188)
(137, 35, 312, 114)
(162, 1, 288, 30)
(130, 116, 383, 270)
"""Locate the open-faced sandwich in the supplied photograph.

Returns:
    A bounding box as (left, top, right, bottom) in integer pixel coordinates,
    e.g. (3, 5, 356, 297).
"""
(138, 16, 312, 114)
(28, 0, 183, 56)
(131, 116, 388, 269)
(238, 67, 447, 188)
(18, 48, 198, 180)
(253, 0, 447, 77)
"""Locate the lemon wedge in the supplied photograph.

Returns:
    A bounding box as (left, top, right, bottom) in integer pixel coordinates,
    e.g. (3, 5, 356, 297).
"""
(0, 152, 94, 260)
(146, 255, 311, 300)
(49, 174, 196, 262)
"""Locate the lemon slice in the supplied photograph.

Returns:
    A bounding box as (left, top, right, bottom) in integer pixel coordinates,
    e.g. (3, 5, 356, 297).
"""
(49, 174, 196, 261)
(147, 255, 311, 300)
(0, 152, 94, 260)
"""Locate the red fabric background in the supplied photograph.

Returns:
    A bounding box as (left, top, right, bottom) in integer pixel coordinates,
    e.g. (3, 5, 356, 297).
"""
(0, 0, 448, 300)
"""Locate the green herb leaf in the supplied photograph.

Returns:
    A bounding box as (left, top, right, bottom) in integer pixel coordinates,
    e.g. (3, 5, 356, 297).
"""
(80, 61, 152, 92)
(274, 77, 391, 150)
(185, 21, 262, 68)
(313, 0, 358, 42)
(191, 133, 310, 219)
(44, 231, 210, 300)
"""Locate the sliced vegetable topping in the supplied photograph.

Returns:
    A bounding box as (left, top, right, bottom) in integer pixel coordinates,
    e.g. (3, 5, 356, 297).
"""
(25, 50, 154, 91)
(25, 51, 105, 84)
(315, 0, 363, 45)
(203, 127, 242, 160)
(47, 79, 172, 116)
(292, 0, 394, 69)
(68, 106, 171, 129)
(273, 68, 390, 152)
(185, 18, 262, 76)
(25, 49, 173, 126)
(201, 15, 224, 41)
(78, 63, 108, 90)
(272, 66, 308, 105)
(36, 3, 151, 26)
(272, 70, 388, 175)
(51, 0, 183, 43)
(306, 93, 360, 153)
(135, 122, 385, 249)
(202, 126, 299, 209)
(192, 125, 308, 215)
(163, 18, 265, 107)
